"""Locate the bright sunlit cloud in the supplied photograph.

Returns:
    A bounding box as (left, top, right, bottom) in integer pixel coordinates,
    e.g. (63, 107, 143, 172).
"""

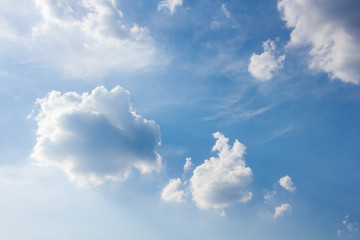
(248, 39, 285, 81)
(31, 86, 162, 187)
(278, 0, 360, 84)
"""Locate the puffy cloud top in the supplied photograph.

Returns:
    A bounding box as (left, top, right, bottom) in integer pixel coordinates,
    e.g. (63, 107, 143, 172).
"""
(278, 0, 360, 84)
(161, 178, 185, 203)
(183, 157, 193, 172)
(248, 39, 286, 81)
(190, 132, 253, 210)
(31, 86, 162, 187)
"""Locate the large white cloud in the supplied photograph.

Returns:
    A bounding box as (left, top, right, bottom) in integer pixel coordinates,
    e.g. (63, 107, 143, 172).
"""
(278, 0, 360, 84)
(0, 0, 161, 79)
(31, 86, 162, 187)
(158, 0, 183, 14)
(190, 132, 253, 211)
(248, 39, 286, 81)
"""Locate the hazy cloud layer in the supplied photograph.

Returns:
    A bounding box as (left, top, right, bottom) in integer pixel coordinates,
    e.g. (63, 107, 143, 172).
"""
(31, 86, 162, 187)
(190, 132, 253, 211)
(248, 39, 285, 81)
(0, 0, 161, 79)
(278, 0, 360, 84)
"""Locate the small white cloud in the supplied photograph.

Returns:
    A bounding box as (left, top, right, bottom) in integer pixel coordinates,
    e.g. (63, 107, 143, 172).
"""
(273, 203, 291, 218)
(264, 190, 276, 202)
(183, 157, 193, 172)
(158, 0, 183, 14)
(278, 0, 360, 84)
(190, 132, 253, 211)
(161, 178, 186, 203)
(210, 21, 221, 29)
(339, 215, 359, 239)
(221, 4, 231, 18)
(31, 86, 162, 187)
(248, 39, 286, 81)
(279, 175, 296, 192)
(337, 229, 343, 237)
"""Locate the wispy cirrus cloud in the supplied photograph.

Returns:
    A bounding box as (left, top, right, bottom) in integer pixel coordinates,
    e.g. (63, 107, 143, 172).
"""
(158, 0, 183, 14)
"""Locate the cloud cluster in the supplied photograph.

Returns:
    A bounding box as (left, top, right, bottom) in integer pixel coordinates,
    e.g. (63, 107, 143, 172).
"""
(279, 175, 296, 192)
(248, 39, 286, 81)
(31, 86, 162, 187)
(161, 132, 253, 213)
(190, 132, 253, 210)
(338, 215, 359, 238)
(0, 0, 161, 78)
(273, 203, 291, 218)
(158, 0, 183, 14)
(278, 0, 360, 84)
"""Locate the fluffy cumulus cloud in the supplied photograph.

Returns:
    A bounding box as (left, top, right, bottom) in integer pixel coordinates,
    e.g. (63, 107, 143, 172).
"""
(31, 86, 162, 187)
(278, 0, 360, 84)
(190, 132, 253, 211)
(158, 0, 183, 14)
(273, 203, 291, 219)
(0, 0, 161, 78)
(279, 175, 296, 192)
(248, 39, 286, 81)
(161, 178, 186, 203)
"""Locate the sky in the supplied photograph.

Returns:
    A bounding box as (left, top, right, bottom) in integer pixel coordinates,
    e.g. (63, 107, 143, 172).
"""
(0, 0, 360, 239)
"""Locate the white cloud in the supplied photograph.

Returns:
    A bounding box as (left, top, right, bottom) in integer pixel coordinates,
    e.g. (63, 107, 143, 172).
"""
(279, 175, 296, 192)
(248, 39, 286, 81)
(221, 4, 231, 18)
(158, 0, 183, 14)
(278, 0, 360, 84)
(161, 178, 186, 203)
(264, 190, 276, 202)
(273, 203, 291, 218)
(31, 86, 162, 187)
(183, 157, 193, 172)
(0, 0, 162, 79)
(190, 132, 253, 211)
(338, 215, 359, 238)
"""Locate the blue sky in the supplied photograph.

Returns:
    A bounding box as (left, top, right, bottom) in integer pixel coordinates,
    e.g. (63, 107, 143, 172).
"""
(0, 0, 360, 239)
